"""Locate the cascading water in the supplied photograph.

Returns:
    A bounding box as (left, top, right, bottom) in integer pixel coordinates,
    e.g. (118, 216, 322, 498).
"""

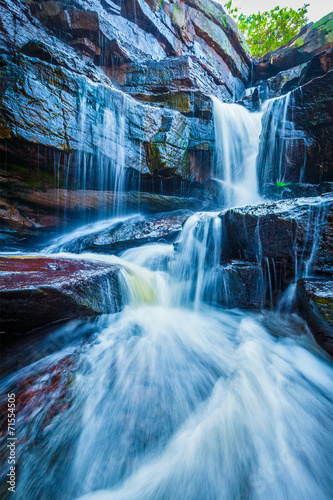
(257, 92, 307, 189)
(211, 97, 262, 207)
(1, 93, 333, 500)
(1, 225, 332, 500)
(277, 194, 332, 312)
(58, 86, 130, 224)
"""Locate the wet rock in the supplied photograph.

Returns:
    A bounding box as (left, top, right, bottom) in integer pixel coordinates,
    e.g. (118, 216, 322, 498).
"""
(0, 53, 189, 172)
(70, 37, 101, 58)
(25, 0, 250, 91)
(298, 47, 333, 86)
(297, 278, 333, 355)
(261, 182, 333, 201)
(0, 198, 34, 231)
(186, 6, 249, 83)
(120, 0, 251, 83)
(0, 353, 77, 451)
(253, 14, 333, 82)
(292, 70, 333, 183)
(0, 257, 122, 340)
(237, 87, 260, 111)
(0, 0, 254, 225)
(1, 188, 204, 228)
(255, 48, 333, 102)
(256, 64, 304, 100)
(204, 261, 264, 309)
(109, 56, 228, 106)
(0, 51, 215, 197)
(50, 210, 193, 254)
(257, 70, 333, 187)
(220, 195, 333, 276)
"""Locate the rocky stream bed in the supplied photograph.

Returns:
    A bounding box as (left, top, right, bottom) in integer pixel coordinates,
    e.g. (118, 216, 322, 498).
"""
(0, 1, 333, 499)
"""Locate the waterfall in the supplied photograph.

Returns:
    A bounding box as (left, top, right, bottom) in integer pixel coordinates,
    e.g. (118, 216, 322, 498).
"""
(1, 86, 333, 500)
(58, 87, 130, 223)
(2, 222, 333, 499)
(211, 96, 262, 207)
(170, 212, 222, 309)
(257, 92, 307, 190)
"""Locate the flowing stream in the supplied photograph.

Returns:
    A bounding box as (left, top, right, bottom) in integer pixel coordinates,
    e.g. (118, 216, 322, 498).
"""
(1, 97, 332, 500)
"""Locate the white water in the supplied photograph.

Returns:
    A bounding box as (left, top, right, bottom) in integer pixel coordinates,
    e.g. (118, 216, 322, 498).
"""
(59, 87, 129, 221)
(2, 232, 332, 500)
(257, 92, 307, 188)
(1, 97, 333, 500)
(212, 97, 262, 207)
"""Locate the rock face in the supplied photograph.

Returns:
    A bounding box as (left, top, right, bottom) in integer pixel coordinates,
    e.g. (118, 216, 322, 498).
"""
(297, 278, 333, 355)
(203, 261, 264, 309)
(0, 0, 253, 233)
(220, 195, 333, 276)
(0, 257, 122, 341)
(0, 187, 204, 234)
(0, 50, 202, 186)
(257, 68, 333, 188)
(291, 69, 333, 183)
(253, 14, 333, 82)
(252, 26, 333, 193)
(261, 182, 333, 201)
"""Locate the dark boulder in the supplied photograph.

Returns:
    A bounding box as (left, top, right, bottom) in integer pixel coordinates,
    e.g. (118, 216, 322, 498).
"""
(298, 47, 333, 86)
(0, 257, 122, 341)
(203, 261, 265, 309)
(237, 87, 260, 111)
(220, 195, 333, 276)
(297, 278, 333, 355)
(256, 64, 304, 100)
(261, 182, 333, 201)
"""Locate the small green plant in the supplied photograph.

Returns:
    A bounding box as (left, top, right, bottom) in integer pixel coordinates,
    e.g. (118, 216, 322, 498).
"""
(224, 1, 309, 57)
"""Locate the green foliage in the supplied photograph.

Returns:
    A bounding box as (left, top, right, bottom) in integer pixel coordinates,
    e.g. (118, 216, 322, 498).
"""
(224, 2, 309, 57)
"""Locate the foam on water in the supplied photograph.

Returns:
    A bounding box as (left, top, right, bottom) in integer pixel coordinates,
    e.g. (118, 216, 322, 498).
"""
(1, 94, 332, 500)
(212, 97, 262, 207)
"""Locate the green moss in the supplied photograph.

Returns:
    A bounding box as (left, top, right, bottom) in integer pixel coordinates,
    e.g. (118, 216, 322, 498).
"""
(166, 93, 191, 114)
(1, 162, 65, 189)
(172, 4, 181, 23)
(146, 142, 167, 173)
(327, 30, 333, 43)
(313, 13, 333, 30)
(221, 14, 228, 28)
(292, 36, 305, 48)
(180, 150, 190, 178)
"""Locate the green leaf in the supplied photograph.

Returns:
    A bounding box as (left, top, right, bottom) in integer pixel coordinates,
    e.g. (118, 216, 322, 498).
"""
(224, 2, 309, 57)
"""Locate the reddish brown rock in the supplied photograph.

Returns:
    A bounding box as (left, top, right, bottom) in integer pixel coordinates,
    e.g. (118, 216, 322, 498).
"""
(0, 199, 34, 230)
(0, 354, 76, 439)
(70, 38, 101, 57)
(297, 278, 333, 355)
(0, 257, 122, 341)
